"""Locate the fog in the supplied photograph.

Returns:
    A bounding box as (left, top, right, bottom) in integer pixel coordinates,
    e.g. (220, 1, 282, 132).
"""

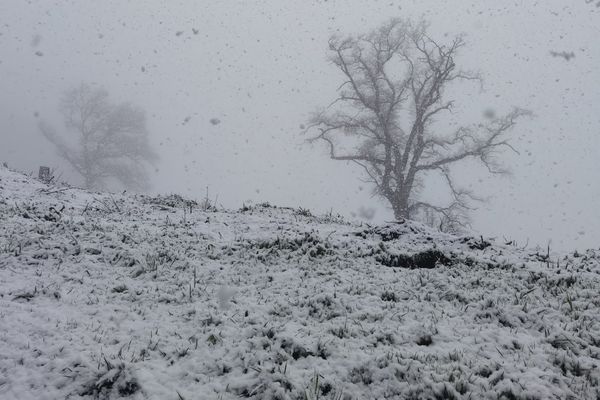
(1, 0, 598, 251)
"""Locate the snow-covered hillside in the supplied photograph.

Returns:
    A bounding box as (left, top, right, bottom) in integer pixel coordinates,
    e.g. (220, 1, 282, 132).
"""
(1, 165, 599, 400)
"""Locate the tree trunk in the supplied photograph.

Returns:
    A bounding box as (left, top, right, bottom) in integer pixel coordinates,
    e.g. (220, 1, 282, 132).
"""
(391, 191, 410, 221)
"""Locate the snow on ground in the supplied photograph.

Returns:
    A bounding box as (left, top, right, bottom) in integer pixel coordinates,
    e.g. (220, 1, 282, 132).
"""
(0, 165, 599, 400)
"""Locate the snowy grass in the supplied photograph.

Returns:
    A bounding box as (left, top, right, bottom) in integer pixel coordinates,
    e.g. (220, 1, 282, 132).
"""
(0, 165, 599, 399)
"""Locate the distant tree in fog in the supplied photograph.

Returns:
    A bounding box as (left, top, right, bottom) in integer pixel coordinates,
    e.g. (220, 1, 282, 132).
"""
(306, 18, 529, 232)
(40, 83, 158, 191)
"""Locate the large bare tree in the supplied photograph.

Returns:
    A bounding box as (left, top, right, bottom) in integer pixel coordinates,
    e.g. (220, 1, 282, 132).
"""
(306, 19, 529, 231)
(40, 83, 158, 191)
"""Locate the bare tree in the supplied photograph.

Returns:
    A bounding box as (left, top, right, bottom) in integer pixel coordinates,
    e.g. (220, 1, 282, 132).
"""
(306, 18, 530, 231)
(40, 83, 158, 191)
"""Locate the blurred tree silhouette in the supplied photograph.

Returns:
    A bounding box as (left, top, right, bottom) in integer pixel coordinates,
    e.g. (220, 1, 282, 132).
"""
(40, 83, 158, 191)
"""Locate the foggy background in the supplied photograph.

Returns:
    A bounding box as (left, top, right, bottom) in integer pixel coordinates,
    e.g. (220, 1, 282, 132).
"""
(0, 0, 598, 252)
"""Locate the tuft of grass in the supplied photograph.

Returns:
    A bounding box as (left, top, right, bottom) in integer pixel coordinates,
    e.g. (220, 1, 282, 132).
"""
(416, 334, 433, 346)
(112, 284, 128, 293)
(380, 290, 397, 302)
(207, 333, 221, 346)
(376, 249, 451, 269)
(296, 207, 313, 217)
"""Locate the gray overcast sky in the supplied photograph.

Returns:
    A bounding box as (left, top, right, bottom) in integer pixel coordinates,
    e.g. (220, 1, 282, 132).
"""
(1, 0, 598, 251)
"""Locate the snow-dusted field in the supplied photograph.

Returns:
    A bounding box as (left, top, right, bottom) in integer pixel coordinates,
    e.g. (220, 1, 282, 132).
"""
(1, 166, 599, 400)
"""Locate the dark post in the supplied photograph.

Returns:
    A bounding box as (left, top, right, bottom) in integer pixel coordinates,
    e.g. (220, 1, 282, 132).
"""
(38, 166, 51, 182)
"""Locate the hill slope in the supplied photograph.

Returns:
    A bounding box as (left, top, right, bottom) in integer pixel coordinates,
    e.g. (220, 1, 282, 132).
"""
(0, 166, 599, 400)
